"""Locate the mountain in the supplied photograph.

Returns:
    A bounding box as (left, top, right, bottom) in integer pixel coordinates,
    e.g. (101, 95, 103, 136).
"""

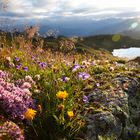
(0, 17, 140, 38)
(38, 18, 140, 37)
(121, 30, 140, 39)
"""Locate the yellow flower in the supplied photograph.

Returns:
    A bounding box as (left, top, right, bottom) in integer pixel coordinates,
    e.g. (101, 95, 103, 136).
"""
(24, 108, 37, 121)
(56, 91, 68, 100)
(67, 111, 74, 118)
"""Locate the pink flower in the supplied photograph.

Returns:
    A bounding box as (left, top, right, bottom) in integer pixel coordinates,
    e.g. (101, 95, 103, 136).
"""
(25, 76, 33, 82)
(23, 88, 32, 96)
(21, 82, 31, 89)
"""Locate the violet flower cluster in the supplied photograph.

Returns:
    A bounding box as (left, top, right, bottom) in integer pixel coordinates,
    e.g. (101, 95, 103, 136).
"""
(0, 121, 24, 140)
(78, 72, 90, 80)
(0, 71, 35, 120)
(71, 64, 81, 72)
(38, 61, 47, 69)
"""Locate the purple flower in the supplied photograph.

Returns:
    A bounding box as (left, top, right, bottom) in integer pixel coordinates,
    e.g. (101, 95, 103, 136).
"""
(0, 70, 9, 80)
(61, 77, 70, 82)
(22, 67, 28, 72)
(8, 62, 15, 68)
(15, 56, 20, 62)
(96, 83, 100, 87)
(78, 72, 90, 80)
(0, 70, 35, 120)
(31, 56, 36, 60)
(0, 121, 24, 140)
(83, 95, 89, 104)
(38, 62, 47, 69)
(71, 64, 81, 72)
(16, 63, 22, 70)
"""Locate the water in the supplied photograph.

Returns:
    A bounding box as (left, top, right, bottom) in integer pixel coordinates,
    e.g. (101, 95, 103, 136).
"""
(112, 47, 140, 59)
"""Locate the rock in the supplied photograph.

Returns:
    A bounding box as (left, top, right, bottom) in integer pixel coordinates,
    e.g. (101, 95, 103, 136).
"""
(82, 76, 140, 140)
(130, 57, 140, 65)
(86, 112, 122, 139)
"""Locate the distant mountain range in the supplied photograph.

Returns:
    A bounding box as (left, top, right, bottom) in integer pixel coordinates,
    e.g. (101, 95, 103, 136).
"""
(1, 17, 140, 39)
(38, 18, 140, 38)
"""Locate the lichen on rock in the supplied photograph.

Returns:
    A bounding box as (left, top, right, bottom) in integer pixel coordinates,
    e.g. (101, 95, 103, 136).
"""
(83, 76, 140, 140)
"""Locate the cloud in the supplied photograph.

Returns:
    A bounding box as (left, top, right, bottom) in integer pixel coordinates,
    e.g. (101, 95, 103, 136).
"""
(0, 0, 140, 20)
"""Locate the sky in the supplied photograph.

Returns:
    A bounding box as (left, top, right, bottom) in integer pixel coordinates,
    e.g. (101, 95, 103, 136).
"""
(0, 0, 140, 20)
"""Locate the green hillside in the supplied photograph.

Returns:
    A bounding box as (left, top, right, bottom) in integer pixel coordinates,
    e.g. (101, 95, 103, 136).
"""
(78, 34, 140, 51)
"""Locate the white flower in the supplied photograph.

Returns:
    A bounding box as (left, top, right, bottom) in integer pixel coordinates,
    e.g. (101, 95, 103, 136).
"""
(23, 88, 32, 96)
(34, 89, 40, 93)
(6, 57, 11, 62)
(34, 74, 41, 80)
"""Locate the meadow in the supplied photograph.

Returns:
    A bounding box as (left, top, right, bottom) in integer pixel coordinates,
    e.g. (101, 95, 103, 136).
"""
(0, 32, 140, 140)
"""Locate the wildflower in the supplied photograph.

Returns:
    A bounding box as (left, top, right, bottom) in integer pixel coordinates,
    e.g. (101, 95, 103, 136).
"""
(67, 111, 74, 118)
(25, 75, 33, 82)
(34, 74, 41, 80)
(0, 70, 9, 80)
(82, 95, 89, 104)
(0, 121, 24, 140)
(31, 56, 36, 60)
(71, 64, 81, 72)
(56, 91, 68, 100)
(23, 66, 28, 72)
(61, 77, 70, 82)
(109, 66, 115, 71)
(23, 88, 32, 96)
(96, 83, 100, 87)
(58, 104, 65, 110)
(82, 60, 91, 67)
(38, 62, 47, 69)
(14, 56, 20, 62)
(78, 72, 90, 80)
(24, 108, 37, 121)
(0, 71, 35, 119)
(5, 57, 11, 62)
(16, 63, 22, 70)
(34, 89, 40, 93)
(66, 61, 71, 66)
(8, 62, 15, 68)
(21, 82, 31, 89)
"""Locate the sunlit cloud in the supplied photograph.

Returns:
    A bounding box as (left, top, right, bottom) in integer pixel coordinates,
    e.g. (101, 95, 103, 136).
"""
(0, 0, 140, 20)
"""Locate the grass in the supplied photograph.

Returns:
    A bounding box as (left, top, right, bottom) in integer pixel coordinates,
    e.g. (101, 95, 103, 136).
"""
(0, 33, 139, 140)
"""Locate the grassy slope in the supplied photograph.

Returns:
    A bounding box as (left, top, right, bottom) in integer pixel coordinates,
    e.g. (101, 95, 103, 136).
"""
(0, 32, 140, 140)
(78, 34, 140, 51)
(1, 30, 140, 52)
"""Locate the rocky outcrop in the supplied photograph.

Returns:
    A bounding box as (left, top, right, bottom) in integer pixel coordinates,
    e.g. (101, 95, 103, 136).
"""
(83, 76, 140, 140)
(130, 57, 140, 65)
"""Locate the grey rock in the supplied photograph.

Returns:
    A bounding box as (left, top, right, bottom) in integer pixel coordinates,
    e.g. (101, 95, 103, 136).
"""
(82, 76, 140, 140)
